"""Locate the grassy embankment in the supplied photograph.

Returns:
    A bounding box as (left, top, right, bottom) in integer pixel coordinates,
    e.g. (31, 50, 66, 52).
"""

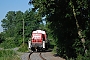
(0, 40, 28, 60)
(0, 50, 20, 60)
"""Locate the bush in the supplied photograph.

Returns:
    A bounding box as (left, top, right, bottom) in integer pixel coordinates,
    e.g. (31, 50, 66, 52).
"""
(18, 43, 28, 52)
(0, 40, 16, 49)
(0, 50, 20, 60)
(0, 37, 16, 49)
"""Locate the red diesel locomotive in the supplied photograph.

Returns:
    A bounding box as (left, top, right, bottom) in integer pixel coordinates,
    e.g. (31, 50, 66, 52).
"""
(28, 30, 48, 51)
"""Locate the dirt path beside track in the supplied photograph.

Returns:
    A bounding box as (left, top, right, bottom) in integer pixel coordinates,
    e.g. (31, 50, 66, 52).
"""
(20, 51, 65, 60)
(0, 47, 65, 60)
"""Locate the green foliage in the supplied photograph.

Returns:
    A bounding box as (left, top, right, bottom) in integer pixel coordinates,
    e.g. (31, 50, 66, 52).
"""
(18, 43, 28, 52)
(1, 11, 24, 47)
(1, 11, 17, 37)
(1, 0, 90, 59)
(1, 9, 41, 48)
(29, 0, 90, 59)
(76, 50, 90, 60)
(24, 10, 41, 42)
(0, 32, 5, 43)
(76, 53, 83, 60)
(0, 50, 20, 60)
(0, 37, 16, 49)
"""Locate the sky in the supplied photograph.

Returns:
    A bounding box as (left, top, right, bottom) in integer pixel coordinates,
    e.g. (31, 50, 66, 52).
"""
(0, 0, 33, 32)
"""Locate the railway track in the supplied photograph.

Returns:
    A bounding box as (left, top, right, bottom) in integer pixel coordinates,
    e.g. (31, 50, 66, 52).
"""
(28, 52, 33, 60)
(28, 52, 46, 60)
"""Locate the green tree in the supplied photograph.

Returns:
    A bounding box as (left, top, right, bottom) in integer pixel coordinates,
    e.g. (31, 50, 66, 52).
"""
(0, 32, 5, 43)
(1, 9, 42, 47)
(1, 11, 24, 47)
(24, 9, 41, 42)
(13, 11, 24, 46)
(29, 0, 90, 59)
(1, 11, 16, 37)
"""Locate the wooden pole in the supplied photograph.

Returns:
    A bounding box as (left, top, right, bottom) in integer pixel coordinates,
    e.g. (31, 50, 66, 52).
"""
(23, 19, 24, 45)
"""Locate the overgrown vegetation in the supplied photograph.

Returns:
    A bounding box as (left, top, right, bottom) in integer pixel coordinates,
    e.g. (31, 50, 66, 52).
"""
(0, 50, 20, 60)
(0, 37, 16, 49)
(18, 43, 28, 52)
(29, 0, 90, 59)
(0, 10, 41, 48)
(0, 0, 90, 60)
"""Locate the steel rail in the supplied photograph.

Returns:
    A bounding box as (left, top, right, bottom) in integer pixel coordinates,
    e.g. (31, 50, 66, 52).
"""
(28, 52, 46, 60)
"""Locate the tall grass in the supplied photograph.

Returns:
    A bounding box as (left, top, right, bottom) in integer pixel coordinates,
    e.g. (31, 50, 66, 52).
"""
(0, 38, 16, 49)
(0, 50, 20, 60)
(18, 43, 28, 52)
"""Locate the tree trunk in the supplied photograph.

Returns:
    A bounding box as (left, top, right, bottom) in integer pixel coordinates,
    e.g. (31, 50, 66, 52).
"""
(70, 0, 87, 55)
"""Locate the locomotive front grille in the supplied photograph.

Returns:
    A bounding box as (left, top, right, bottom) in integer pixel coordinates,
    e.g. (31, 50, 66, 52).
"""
(31, 43, 43, 47)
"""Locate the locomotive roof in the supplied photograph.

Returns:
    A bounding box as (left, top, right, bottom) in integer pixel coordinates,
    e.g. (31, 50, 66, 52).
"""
(32, 30, 46, 34)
